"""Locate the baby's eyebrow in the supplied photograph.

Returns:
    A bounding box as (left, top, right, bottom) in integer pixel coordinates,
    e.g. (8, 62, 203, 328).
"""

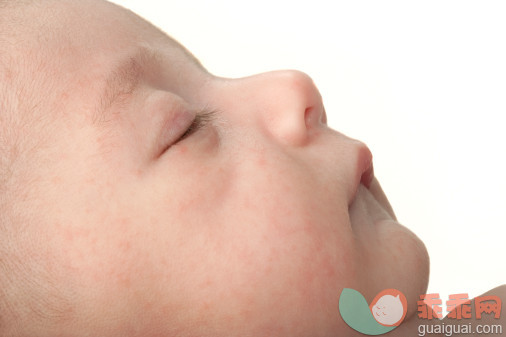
(93, 48, 157, 125)
(92, 42, 205, 126)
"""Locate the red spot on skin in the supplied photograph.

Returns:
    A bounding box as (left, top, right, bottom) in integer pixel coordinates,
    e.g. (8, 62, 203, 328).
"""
(115, 269, 132, 288)
(3, 68, 14, 81)
(51, 176, 62, 185)
(62, 226, 91, 243)
(198, 278, 214, 291)
(142, 301, 154, 311)
(118, 240, 131, 252)
(175, 144, 188, 155)
(256, 154, 266, 167)
(134, 168, 143, 177)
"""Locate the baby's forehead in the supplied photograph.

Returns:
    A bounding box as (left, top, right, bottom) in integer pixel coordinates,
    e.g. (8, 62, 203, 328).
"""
(1, 0, 197, 158)
(2, 1, 202, 109)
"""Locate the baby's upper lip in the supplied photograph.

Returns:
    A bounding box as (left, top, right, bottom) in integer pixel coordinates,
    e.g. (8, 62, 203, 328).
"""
(348, 143, 374, 206)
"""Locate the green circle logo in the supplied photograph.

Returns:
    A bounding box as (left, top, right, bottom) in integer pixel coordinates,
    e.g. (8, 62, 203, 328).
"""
(339, 288, 407, 335)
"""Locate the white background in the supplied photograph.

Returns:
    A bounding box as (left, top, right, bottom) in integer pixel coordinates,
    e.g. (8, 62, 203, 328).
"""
(110, 0, 506, 305)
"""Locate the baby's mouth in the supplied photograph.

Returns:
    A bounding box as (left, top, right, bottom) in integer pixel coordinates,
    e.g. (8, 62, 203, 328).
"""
(348, 144, 374, 206)
(347, 143, 397, 226)
(360, 162, 375, 189)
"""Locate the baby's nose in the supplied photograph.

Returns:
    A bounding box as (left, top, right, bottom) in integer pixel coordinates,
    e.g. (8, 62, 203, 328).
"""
(247, 70, 326, 146)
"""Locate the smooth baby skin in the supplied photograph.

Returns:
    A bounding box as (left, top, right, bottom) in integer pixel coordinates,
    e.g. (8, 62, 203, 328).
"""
(0, 1, 429, 336)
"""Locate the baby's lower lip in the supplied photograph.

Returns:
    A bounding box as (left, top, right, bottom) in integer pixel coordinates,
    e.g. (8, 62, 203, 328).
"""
(367, 177, 397, 220)
(348, 184, 395, 228)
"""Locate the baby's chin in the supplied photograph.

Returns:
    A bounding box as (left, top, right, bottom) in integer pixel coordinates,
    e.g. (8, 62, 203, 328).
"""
(349, 184, 430, 314)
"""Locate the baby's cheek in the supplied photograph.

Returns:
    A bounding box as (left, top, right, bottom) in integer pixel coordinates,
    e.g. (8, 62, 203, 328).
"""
(180, 208, 359, 334)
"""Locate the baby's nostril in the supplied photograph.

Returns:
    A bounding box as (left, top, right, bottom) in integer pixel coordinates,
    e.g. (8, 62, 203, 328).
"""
(304, 107, 314, 128)
(304, 106, 326, 128)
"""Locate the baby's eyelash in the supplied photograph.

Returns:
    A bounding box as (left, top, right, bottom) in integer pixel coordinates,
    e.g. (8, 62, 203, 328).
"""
(178, 109, 218, 141)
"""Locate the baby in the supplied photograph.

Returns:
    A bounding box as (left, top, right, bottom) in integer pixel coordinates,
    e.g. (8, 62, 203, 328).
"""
(0, 1, 503, 336)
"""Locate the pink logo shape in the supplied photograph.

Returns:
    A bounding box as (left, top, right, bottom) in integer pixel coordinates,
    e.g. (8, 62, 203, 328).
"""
(369, 288, 408, 327)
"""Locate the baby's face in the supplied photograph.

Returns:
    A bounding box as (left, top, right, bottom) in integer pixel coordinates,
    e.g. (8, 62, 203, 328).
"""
(1, 1, 429, 335)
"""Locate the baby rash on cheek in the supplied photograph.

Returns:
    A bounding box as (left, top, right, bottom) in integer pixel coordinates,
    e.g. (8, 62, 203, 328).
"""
(173, 170, 360, 333)
(102, 135, 362, 333)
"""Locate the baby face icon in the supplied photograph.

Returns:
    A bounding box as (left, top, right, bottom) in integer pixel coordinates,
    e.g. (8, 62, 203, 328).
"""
(370, 289, 408, 326)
